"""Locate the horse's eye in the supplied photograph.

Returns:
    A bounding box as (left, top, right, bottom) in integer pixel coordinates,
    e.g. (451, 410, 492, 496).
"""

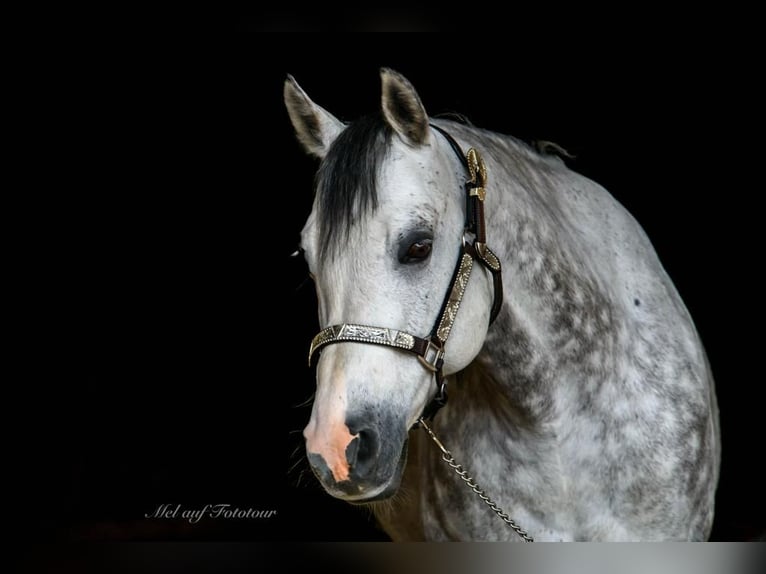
(401, 239, 433, 263)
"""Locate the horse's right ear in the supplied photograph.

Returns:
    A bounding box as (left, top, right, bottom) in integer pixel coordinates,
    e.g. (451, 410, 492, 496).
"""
(284, 74, 345, 159)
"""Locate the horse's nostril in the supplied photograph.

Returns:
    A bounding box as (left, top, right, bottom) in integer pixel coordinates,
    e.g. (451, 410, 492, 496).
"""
(345, 434, 360, 467)
(346, 428, 380, 479)
(357, 429, 378, 460)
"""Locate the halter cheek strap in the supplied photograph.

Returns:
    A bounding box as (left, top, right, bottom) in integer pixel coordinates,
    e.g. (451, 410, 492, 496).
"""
(307, 125, 503, 422)
(431, 125, 503, 324)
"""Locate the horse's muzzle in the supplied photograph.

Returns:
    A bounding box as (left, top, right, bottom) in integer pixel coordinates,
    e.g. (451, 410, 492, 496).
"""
(305, 411, 408, 502)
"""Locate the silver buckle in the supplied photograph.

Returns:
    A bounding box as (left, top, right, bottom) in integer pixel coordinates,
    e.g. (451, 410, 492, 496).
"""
(417, 340, 443, 372)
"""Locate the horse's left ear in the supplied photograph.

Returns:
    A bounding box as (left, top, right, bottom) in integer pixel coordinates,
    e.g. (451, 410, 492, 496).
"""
(380, 68, 429, 146)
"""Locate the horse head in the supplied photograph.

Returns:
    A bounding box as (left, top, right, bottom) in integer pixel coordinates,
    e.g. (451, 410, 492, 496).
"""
(285, 69, 495, 502)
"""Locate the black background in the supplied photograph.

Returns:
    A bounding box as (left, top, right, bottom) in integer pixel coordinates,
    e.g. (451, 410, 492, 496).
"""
(24, 35, 762, 543)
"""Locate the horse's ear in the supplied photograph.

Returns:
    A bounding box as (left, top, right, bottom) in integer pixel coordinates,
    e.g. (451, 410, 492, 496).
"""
(284, 74, 345, 159)
(380, 68, 429, 146)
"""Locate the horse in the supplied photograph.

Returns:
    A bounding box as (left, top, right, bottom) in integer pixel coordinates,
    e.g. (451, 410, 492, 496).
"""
(284, 68, 720, 541)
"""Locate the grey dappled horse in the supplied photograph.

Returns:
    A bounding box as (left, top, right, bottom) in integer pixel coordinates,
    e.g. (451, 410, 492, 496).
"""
(286, 68, 720, 541)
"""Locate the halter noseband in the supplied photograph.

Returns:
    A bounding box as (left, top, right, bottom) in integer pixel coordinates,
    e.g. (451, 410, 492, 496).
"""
(308, 125, 503, 422)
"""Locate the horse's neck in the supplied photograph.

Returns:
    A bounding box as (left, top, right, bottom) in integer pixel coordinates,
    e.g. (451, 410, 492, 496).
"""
(450, 357, 541, 431)
(463, 126, 624, 427)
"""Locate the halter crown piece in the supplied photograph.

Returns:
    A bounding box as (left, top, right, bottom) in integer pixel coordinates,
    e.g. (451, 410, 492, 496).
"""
(308, 125, 503, 423)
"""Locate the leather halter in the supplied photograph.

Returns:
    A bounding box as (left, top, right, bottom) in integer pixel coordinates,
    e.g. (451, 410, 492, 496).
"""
(308, 125, 503, 422)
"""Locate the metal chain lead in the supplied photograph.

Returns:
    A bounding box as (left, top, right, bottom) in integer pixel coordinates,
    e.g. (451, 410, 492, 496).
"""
(418, 417, 534, 542)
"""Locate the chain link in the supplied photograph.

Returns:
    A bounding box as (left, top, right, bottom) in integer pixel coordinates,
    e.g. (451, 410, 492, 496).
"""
(418, 417, 534, 542)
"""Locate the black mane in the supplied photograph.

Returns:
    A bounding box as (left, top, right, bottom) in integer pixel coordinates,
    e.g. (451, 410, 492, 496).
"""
(315, 113, 393, 260)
